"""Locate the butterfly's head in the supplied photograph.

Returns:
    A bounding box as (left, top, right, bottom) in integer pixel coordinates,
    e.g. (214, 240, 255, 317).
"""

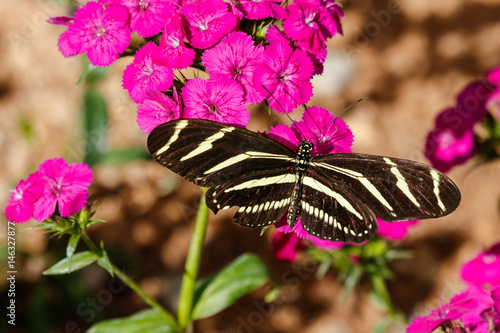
(299, 141, 314, 154)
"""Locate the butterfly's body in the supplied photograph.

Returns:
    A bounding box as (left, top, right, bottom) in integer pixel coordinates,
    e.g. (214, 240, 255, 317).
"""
(148, 119, 461, 243)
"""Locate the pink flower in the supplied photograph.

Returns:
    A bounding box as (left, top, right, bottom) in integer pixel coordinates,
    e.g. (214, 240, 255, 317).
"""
(377, 218, 419, 241)
(181, 0, 237, 49)
(492, 286, 500, 316)
(272, 231, 305, 262)
(487, 66, 500, 115)
(460, 284, 495, 328)
(4, 173, 44, 223)
(233, 0, 287, 20)
(283, 0, 342, 55)
(461, 243, 500, 287)
(182, 77, 249, 126)
(202, 32, 264, 104)
(137, 89, 182, 133)
(47, 16, 74, 26)
(33, 158, 93, 221)
(122, 42, 174, 103)
(293, 106, 353, 155)
(114, 0, 175, 37)
(406, 291, 477, 333)
(153, 14, 195, 69)
(425, 109, 476, 173)
(61, 2, 131, 66)
(254, 42, 314, 113)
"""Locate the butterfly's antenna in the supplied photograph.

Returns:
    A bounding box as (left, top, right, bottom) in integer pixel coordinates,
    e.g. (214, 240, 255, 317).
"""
(309, 98, 363, 142)
(262, 85, 307, 140)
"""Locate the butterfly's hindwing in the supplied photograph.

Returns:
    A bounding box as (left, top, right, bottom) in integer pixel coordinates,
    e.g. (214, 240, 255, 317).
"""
(310, 153, 461, 222)
(206, 169, 296, 228)
(148, 119, 295, 187)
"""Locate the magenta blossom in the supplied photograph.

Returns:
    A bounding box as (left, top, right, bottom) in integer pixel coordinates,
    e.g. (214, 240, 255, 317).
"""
(283, 0, 343, 55)
(487, 66, 500, 115)
(4, 173, 44, 223)
(182, 77, 249, 126)
(113, 0, 175, 37)
(181, 0, 237, 49)
(425, 109, 476, 173)
(137, 89, 182, 133)
(272, 231, 305, 262)
(233, 0, 287, 20)
(154, 14, 195, 69)
(32, 158, 93, 221)
(202, 32, 264, 104)
(254, 42, 314, 113)
(406, 291, 478, 333)
(377, 218, 419, 241)
(122, 42, 174, 103)
(461, 243, 500, 287)
(56, 1, 131, 66)
(460, 284, 496, 328)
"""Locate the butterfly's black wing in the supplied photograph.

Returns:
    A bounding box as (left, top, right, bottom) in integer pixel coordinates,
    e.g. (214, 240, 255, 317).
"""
(298, 153, 461, 242)
(148, 119, 295, 188)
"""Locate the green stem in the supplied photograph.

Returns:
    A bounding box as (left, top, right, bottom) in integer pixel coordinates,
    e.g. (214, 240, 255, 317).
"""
(80, 234, 178, 329)
(177, 195, 210, 330)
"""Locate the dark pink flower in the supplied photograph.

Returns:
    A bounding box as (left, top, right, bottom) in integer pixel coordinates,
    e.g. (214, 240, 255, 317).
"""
(406, 291, 477, 333)
(122, 42, 174, 103)
(454, 81, 493, 131)
(33, 158, 93, 221)
(181, 0, 237, 49)
(153, 14, 195, 69)
(461, 243, 500, 287)
(377, 218, 419, 241)
(47, 16, 74, 26)
(272, 231, 305, 262)
(233, 0, 287, 20)
(182, 77, 249, 126)
(294, 106, 353, 155)
(254, 42, 314, 113)
(283, 0, 342, 55)
(202, 32, 264, 104)
(486, 66, 500, 115)
(492, 286, 500, 316)
(115, 0, 175, 37)
(137, 89, 182, 133)
(4, 173, 44, 223)
(63, 2, 131, 66)
(425, 115, 475, 173)
(460, 284, 495, 328)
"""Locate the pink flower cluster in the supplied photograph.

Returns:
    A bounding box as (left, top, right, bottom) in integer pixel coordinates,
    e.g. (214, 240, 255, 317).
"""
(49, 0, 344, 130)
(407, 242, 500, 333)
(425, 66, 500, 173)
(4, 158, 93, 223)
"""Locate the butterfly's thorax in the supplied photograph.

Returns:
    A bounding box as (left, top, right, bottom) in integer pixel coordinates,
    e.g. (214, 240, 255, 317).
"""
(287, 141, 314, 228)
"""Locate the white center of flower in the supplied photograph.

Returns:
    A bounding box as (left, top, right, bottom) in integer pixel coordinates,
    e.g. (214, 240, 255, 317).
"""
(438, 129, 456, 149)
(142, 64, 154, 76)
(482, 254, 497, 264)
(96, 26, 106, 38)
(304, 13, 317, 27)
(198, 20, 209, 31)
(139, 0, 149, 11)
(11, 189, 23, 202)
(168, 36, 180, 49)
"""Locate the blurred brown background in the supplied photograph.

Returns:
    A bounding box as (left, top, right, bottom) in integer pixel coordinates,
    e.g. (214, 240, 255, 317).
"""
(1, 0, 500, 332)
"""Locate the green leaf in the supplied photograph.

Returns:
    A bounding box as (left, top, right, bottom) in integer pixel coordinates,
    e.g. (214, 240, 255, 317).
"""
(99, 147, 151, 164)
(76, 61, 109, 86)
(87, 309, 178, 333)
(66, 234, 80, 264)
(97, 242, 114, 277)
(81, 88, 108, 167)
(43, 251, 99, 275)
(192, 253, 271, 320)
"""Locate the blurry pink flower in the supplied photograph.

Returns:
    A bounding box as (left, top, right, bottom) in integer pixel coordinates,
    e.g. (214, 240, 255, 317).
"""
(272, 231, 305, 262)
(182, 77, 249, 126)
(33, 158, 93, 221)
(377, 218, 418, 241)
(122, 42, 174, 103)
(137, 89, 182, 133)
(4, 173, 44, 223)
(460, 284, 495, 328)
(461, 243, 500, 286)
(406, 291, 477, 333)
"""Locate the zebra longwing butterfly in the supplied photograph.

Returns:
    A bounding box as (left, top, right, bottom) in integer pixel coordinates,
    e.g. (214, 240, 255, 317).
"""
(147, 118, 461, 243)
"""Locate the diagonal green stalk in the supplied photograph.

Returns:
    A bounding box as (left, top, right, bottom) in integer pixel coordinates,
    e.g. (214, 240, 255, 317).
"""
(80, 234, 178, 329)
(177, 195, 210, 330)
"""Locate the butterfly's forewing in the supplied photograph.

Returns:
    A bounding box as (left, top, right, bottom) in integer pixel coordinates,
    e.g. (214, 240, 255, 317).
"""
(148, 119, 295, 188)
(310, 153, 461, 222)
